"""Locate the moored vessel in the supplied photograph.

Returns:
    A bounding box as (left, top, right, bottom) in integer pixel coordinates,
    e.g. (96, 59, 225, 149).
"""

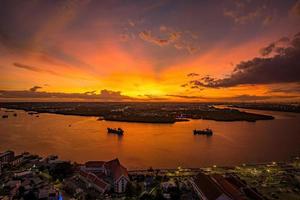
(107, 128, 124, 135)
(193, 128, 213, 136)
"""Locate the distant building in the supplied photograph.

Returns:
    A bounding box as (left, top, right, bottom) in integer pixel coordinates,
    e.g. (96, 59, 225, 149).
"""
(80, 158, 130, 193)
(12, 154, 23, 166)
(0, 150, 15, 163)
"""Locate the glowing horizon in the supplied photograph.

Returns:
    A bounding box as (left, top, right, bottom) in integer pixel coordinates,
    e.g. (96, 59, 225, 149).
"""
(1, 0, 300, 102)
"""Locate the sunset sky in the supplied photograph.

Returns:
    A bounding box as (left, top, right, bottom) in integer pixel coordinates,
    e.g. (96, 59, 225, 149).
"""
(0, 0, 300, 102)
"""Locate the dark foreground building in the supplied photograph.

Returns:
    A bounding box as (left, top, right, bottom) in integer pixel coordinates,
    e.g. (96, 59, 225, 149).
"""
(191, 172, 250, 200)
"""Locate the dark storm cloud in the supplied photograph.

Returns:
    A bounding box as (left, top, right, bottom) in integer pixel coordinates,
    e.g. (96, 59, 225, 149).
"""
(29, 86, 42, 92)
(187, 32, 300, 88)
(259, 36, 290, 56)
(259, 43, 276, 56)
(0, 89, 133, 101)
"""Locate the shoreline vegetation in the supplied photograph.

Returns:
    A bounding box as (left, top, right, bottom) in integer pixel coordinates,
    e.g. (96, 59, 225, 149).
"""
(0, 102, 276, 123)
(229, 102, 300, 113)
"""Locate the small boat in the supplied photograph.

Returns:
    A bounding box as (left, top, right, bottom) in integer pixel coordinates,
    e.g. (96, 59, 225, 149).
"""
(107, 128, 124, 135)
(193, 128, 213, 136)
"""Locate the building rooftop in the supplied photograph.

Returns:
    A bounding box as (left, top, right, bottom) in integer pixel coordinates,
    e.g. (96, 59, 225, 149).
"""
(0, 150, 14, 156)
(79, 170, 109, 190)
(194, 172, 232, 200)
(105, 158, 129, 182)
(85, 161, 105, 168)
(211, 174, 247, 200)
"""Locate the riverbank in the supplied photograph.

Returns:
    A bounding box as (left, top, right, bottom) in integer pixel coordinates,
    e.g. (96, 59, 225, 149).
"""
(0, 102, 274, 123)
(229, 103, 300, 113)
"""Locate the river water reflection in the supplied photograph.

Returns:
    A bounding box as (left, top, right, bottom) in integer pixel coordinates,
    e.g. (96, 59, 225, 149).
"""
(0, 108, 299, 169)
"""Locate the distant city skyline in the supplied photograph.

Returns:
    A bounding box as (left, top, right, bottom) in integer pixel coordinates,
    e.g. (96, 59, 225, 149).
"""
(0, 0, 300, 102)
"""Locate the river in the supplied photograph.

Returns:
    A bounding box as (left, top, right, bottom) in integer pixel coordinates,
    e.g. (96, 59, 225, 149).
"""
(0, 107, 299, 169)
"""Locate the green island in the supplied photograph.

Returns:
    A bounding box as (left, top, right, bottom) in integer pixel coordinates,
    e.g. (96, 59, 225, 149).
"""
(0, 102, 274, 123)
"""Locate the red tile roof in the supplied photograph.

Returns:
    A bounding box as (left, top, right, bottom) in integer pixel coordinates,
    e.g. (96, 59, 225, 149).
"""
(194, 172, 230, 200)
(83, 158, 129, 184)
(105, 158, 129, 182)
(79, 170, 109, 190)
(211, 174, 247, 200)
(94, 172, 106, 179)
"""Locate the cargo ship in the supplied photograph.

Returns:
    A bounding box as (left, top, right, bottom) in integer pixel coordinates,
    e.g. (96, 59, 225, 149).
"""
(193, 128, 213, 136)
(107, 128, 124, 135)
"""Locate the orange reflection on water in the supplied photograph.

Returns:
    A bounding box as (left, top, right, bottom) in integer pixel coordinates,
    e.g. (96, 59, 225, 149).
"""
(0, 109, 300, 169)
